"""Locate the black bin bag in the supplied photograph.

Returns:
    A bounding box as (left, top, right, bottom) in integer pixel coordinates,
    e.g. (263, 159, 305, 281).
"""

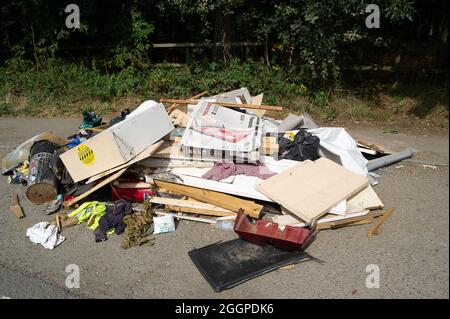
(278, 129, 320, 162)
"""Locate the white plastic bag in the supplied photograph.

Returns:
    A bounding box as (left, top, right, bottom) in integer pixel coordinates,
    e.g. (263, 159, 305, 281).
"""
(308, 127, 368, 176)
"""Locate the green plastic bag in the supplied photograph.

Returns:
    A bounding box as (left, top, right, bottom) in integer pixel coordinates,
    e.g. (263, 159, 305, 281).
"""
(80, 111, 102, 129)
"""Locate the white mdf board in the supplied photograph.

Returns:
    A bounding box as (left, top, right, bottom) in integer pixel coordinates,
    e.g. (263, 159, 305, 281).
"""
(256, 157, 369, 224)
(112, 103, 173, 158)
(177, 174, 272, 202)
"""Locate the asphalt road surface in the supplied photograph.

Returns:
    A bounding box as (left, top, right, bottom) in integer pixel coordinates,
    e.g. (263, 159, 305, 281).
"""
(0, 118, 448, 299)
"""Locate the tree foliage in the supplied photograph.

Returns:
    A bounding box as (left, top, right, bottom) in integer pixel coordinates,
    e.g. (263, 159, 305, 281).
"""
(0, 0, 447, 86)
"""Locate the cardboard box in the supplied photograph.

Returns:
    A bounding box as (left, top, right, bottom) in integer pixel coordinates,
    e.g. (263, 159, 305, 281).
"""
(61, 101, 174, 182)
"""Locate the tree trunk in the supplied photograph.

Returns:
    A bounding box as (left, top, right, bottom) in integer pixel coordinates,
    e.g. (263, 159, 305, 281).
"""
(213, 10, 233, 63)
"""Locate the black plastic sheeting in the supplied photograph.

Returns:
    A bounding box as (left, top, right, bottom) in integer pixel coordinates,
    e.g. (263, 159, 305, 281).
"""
(188, 238, 307, 292)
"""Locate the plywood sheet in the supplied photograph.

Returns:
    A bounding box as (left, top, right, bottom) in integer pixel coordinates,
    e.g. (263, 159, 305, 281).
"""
(256, 157, 369, 224)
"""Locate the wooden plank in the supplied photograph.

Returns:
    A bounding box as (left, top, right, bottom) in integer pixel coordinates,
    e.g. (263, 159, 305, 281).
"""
(160, 98, 283, 111)
(86, 140, 163, 184)
(155, 211, 217, 224)
(64, 168, 127, 207)
(149, 197, 236, 217)
(256, 158, 369, 224)
(318, 212, 384, 230)
(357, 140, 394, 155)
(153, 180, 262, 218)
(273, 210, 370, 227)
(333, 217, 374, 228)
(166, 91, 207, 113)
(9, 193, 25, 219)
(166, 205, 235, 217)
(140, 158, 214, 168)
(367, 207, 395, 237)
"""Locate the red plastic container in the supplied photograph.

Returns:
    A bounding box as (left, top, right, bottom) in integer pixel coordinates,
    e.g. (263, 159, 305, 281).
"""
(233, 211, 315, 251)
(111, 185, 153, 202)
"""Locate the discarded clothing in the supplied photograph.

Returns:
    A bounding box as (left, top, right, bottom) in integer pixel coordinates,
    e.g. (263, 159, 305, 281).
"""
(278, 129, 320, 162)
(95, 199, 131, 242)
(201, 161, 276, 181)
(26, 222, 65, 249)
(67, 201, 106, 230)
(121, 200, 154, 249)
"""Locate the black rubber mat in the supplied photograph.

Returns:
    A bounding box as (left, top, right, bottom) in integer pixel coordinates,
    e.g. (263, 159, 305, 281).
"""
(188, 238, 307, 291)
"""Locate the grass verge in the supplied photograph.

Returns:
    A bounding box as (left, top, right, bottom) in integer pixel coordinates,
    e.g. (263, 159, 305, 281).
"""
(1, 59, 448, 127)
